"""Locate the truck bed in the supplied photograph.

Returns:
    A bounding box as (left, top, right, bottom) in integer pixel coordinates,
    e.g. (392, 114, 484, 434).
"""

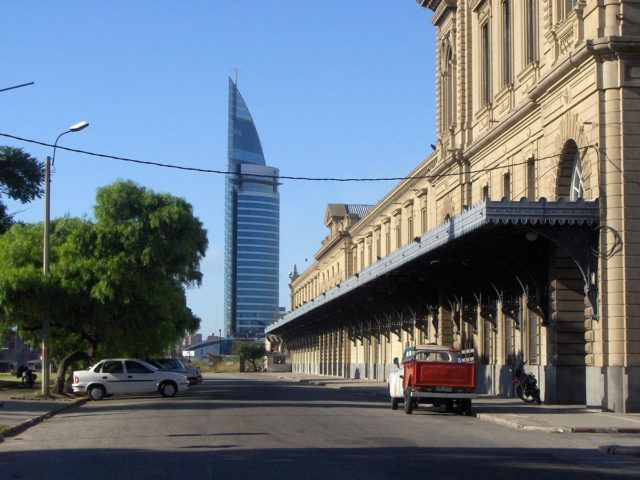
(405, 361, 475, 391)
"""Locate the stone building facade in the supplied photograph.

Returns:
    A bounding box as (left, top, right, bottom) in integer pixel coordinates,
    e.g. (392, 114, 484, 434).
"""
(267, 0, 640, 412)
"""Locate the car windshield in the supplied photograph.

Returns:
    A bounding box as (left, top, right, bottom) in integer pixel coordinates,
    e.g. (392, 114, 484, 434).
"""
(159, 358, 183, 370)
(145, 360, 165, 369)
(402, 347, 416, 362)
(414, 351, 454, 362)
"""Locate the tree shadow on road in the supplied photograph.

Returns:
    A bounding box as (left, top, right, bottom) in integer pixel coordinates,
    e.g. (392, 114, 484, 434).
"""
(1, 446, 638, 480)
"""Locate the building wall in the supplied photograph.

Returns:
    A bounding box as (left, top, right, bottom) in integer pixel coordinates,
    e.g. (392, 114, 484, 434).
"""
(284, 0, 640, 412)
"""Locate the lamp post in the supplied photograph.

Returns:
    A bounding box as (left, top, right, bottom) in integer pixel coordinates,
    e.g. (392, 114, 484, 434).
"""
(42, 121, 89, 397)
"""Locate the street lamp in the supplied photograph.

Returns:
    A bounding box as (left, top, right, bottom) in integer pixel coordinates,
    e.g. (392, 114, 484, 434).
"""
(42, 121, 89, 397)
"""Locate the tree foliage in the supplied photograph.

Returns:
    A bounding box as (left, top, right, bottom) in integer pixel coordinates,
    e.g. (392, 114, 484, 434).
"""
(234, 341, 266, 371)
(0, 180, 208, 391)
(0, 147, 44, 233)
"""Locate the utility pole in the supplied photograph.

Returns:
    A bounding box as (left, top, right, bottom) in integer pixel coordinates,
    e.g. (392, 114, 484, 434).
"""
(42, 156, 51, 397)
(41, 122, 89, 397)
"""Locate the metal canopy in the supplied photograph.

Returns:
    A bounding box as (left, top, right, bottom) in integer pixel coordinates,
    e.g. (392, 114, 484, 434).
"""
(268, 198, 599, 336)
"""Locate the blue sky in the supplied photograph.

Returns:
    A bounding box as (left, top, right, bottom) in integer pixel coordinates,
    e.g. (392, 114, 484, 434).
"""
(1, 1, 436, 337)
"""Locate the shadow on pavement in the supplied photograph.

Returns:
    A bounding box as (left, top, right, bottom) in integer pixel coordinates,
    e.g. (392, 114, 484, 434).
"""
(1, 446, 639, 480)
(56, 378, 387, 417)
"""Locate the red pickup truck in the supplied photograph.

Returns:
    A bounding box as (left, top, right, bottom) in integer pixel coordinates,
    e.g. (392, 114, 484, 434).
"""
(388, 344, 476, 415)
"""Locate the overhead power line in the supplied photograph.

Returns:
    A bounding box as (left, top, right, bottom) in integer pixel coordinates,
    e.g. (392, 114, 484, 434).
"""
(0, 82, 34, 93)
(0, 131, 585, 183)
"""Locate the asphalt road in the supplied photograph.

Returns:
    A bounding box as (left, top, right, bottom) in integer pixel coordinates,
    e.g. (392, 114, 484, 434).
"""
(1, 373, 639, 480)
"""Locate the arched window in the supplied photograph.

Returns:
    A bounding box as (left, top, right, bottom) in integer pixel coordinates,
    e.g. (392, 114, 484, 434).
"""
(481, 21, 491, 105)
(570, 151, 584, 200)
(502, 0, 512, 86)
(526, 0, 538, 65)
(441, 41, 455, 131)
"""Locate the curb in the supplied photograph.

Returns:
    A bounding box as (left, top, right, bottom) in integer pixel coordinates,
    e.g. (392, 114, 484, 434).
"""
(0, 397, 88, 441)
(571, 427, 640, 434)
(475, 413, 564, 433)
(476, 413, 640, 434)
(599, 445, 640, 457)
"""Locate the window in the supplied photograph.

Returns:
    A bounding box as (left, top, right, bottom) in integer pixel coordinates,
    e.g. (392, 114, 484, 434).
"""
(482, 319, 493, 364)
(481, 22, 491, 105)
(442, 42, 455, 130)
(558, 0, 576, 22)
(504, 312, 515, 364)
(502, 0, 512, 86)
(375, 235, 381, 260)
(421, 207, 427, 233)
(407, 215, 414, 243)
(527, 311, 540, 365)
(385, 230, 390, 255)
(395, 223, 401, 248)
(527, 158, 536, 200)
(526, 0, 538, 64)
(503, 172, 511, 199)
(482, 185, 490, 200)
(101, 361, 123, 374)
(125, 361, 153, 374)
(570, 151, 584, 200)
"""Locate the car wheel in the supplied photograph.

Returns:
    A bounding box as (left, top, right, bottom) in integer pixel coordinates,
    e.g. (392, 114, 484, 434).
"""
(160, 381, 177, 398)
(391, 397, 399, 410)
(404, 387, 414, 414)
(88, 385, 106, 401)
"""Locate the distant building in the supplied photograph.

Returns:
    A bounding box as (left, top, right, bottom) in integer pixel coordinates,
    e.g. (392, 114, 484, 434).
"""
(224, 78, 280, 338)
(0, 333, 39, 372)
(183, 337, 234, 360)
(182, 333, 202, 348)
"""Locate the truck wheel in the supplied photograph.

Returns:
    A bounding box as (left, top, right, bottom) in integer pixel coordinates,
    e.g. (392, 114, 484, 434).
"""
(462, 399, 473, 416)
(404, 387, 414, 414)
(391, 397, 399, 410)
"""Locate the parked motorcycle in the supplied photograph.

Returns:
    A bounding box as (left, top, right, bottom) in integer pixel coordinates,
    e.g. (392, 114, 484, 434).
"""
(511, 362, 541, 404)
(16, 366, 37, 389)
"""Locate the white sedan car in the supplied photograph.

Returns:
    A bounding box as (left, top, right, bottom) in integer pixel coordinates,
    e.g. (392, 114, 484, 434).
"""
(72, 359, 190, 400)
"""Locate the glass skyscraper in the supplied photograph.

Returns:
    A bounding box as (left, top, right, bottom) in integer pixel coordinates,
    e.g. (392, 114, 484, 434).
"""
(224, 78, 280, 338)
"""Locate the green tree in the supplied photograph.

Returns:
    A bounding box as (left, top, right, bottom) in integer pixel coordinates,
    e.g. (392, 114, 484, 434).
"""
(0, 147, 44, 233)
(0, 180, 208, 393)
(234, 341, 266, 371)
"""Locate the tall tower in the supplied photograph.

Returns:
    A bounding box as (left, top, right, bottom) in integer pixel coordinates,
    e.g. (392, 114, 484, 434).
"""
(225, 78, 280, 338)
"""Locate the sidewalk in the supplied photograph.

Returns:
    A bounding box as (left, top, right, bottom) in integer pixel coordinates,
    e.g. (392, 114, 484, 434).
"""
(262, 372, 640, 455)
(0, 385, 87, 441)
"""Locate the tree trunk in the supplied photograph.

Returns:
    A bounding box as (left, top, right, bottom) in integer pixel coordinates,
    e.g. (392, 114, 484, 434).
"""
(54, 350, 90, 394)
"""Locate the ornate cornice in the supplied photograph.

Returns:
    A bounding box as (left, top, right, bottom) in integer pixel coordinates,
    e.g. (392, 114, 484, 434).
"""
(416, 0, 440, 11)
(416, 0, 457, 26)
(314, 231, 350, 261)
